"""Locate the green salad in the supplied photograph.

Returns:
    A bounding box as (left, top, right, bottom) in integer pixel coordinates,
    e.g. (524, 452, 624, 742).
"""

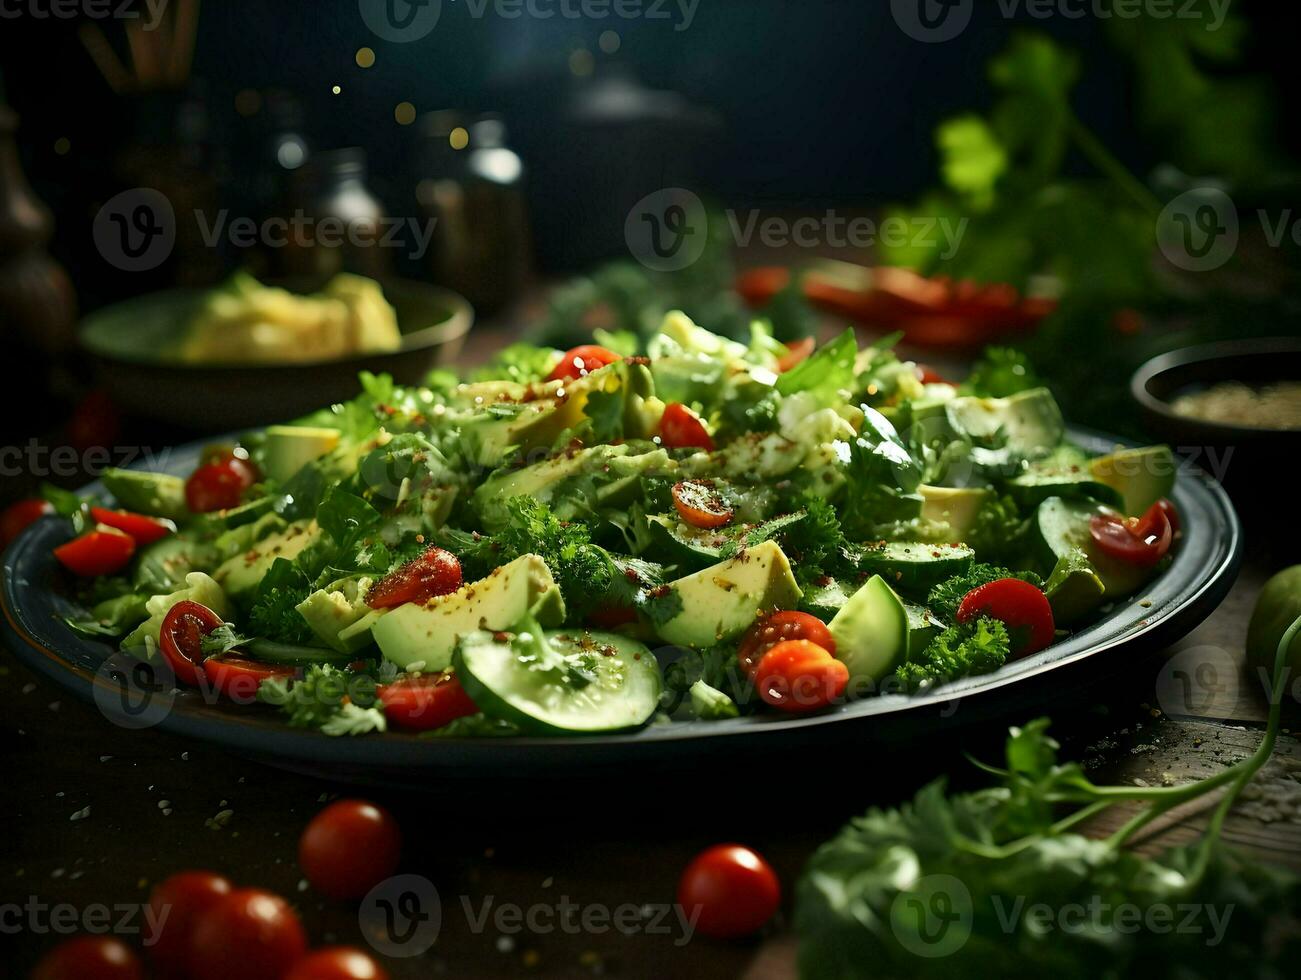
(50, 312, 1180, 736)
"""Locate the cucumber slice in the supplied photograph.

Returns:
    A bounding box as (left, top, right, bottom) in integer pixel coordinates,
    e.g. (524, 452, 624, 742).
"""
(828, 575, 909, 686)
(856, 541, 975, 596)
(454, 628, 662, 735)
(1032, 496, 1156, 599)
(644, 511, 807, 571)
(1006, 470, 1122, 510)
(902, 599, 944, 653)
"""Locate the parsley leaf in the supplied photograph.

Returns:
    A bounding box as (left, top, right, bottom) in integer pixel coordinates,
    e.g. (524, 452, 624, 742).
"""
(927, 564, 1044, 622)
(895, 616, 1010, 690)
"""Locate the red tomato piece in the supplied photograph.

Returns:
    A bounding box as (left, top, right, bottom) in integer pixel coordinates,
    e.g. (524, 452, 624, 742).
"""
(159, 600, 225, 687)
(188, 888, 307, 980)
(775, 337, 815, 373)
(546, 344, 621, 382)
(671, 480, 733, 529)
(204, 655, 296, 703)
(917, 364, 951, 385)
(365, 545, 463, 609)
(146, 871, 234, 979)
(90, 506, 176, 545)
(185, 454, 259, 513)
(1088, 504, 1173, 568)
(737, 610, 835, 677)
(31, 936, 144, 980)
(587, 605, 639, 629)
(1153, 497, 1180, 534)
(955, 578, 1055, 658)
(752, 639, 848, 712)
(299, 800, 402, 900)
(285, 948, 389, 980)
(659, 402, 714, 451)
(677, 844, 780, 939)
(1, 497, 54, 545)
(377, 672, 479, 732)
(53, 526, 135, 577)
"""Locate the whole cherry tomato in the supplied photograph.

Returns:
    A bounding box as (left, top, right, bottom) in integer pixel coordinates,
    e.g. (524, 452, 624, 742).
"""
(546, 344, 621, 382)
(377, 672, 478, 732)
(1089, 500, 1173, 568)
(31, 936, 144, 980)
(365, 546, 463, 609)
(146, 871, 233, 979)
(89, 506, 175, 545)
(285, 948, 389, 980)
(659, 402, 714, 451)
(159, 600, 224, 687)
(185, 454, 259, 513)
(955, 578, 1055, 658)
(738, 611, 836, 677)
(752, 639, 848, 712)
(677, 844, 780, 939)
(53, 526, 135, 576)
(188, 888, 307, 980)
(299, 800, 402, 901)
(671, 480, 733, 529)
(1, 497, 54, 545)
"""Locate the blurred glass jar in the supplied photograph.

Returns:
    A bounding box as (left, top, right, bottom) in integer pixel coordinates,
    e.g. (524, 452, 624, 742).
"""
(415, 113, 530, 316)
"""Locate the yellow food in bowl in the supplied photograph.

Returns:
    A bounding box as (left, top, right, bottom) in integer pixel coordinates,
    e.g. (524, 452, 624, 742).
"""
(180, 272, 402, 364)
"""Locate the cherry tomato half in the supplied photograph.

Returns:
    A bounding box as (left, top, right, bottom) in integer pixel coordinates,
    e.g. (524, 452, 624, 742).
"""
(752, 639, 848, 713)
(299, 800, 402, 901)
(546, 344, 621, 382)
(185, 454, 259, 513)
(1, 497, 53, 546)
(955, 578, 1055, 658)
(189, 888, 307, 980)
(89, 506, 176, 545)
(31, 936, 144, 980)
(146, 871, 234, 979)
(659, 402, 715, 451)
(366, 545, 463, 609)
(671, 480, 733, 529)
(53, 526, 135, 577)
(1088, 502, 1173, 568)
(377, 672, 478, 732)
(738, 611, 835, 677)
(204, 655, 296, 703)
(1154, 497, 1180, 534)
(285, 948, 389, 980)
(159, 600, 224, 687)
(775, 337, 815, 373)
(677, 844, 780, 939)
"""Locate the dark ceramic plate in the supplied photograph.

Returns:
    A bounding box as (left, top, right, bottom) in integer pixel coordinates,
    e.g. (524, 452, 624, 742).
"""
(81, 279, 473, 432)
(2, 429, 1241, 784)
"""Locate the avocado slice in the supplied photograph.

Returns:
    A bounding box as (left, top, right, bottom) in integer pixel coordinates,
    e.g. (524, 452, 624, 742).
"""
(1089, 445, 1176, 516)
(828, 575, 909, 686)
(919, 485, 991, 540)
(296, 576, 379, 653)
(101, 468, 189, 522)
(212, 519, 320, 601)
(942, 387, 1065, 455)
(263, 425, 342, 483)
(371, 554, 567, 672)
(647, 540, 802, 649)
(1043, 547, 1107, 626)
(122, 572, 231, 655)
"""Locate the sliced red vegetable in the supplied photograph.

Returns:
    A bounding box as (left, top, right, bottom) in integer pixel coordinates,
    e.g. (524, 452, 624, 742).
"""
(775, 337, 815, 372)
(1088, 502, 1173, 568)
(737, 610, 836, 677)
(299, 800, 402, 900)
(659, 402, 714, 451)
(147, 871, 234, 979)
(677, 844, 780, 939)
(1, 497, 54, 545)
(53, 525, 135, 577)
(917, 364, 951, 385)
(955, 577, 1055, 658)
(185, 453, 259, 513)
(546, 344, 621, 382)
(188, 888, 307, 980)
(159, 599, 224, 687)
(365, 545, 463, 609)
(377, 671, 479, 732)
(90, 506, 176, 545)
(1154, 497, 1180, 534)
(204, 655, 296, 703)
(671, 480, 733, 529)
(752, 639, 848, 712)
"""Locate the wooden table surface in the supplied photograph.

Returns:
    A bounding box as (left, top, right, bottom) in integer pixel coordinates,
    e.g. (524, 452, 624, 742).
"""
(3, 332, 1299, 979)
